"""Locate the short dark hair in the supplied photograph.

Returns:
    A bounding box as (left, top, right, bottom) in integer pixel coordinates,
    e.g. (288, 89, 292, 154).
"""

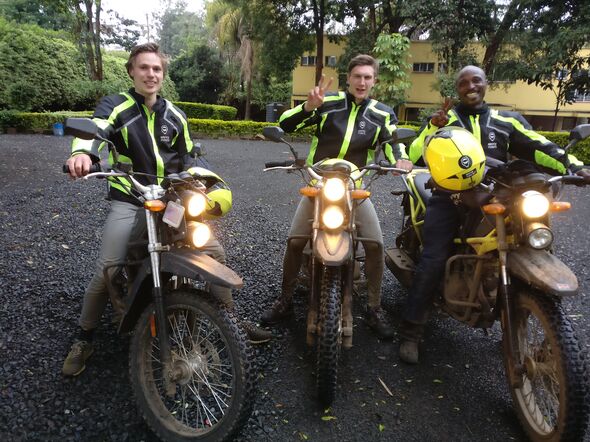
(347, 54, 379, 76)
(125, 43, 169, 77)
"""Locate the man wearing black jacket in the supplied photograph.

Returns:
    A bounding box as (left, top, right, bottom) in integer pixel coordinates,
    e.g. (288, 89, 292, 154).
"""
(399, 65, 590, 364)
(260, 54, 413, 338)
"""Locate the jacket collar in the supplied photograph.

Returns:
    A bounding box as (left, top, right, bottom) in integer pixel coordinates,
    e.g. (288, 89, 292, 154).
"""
(346, 91, 370, 107)
(455, 102, 489, 116)
(128, 88, 165, 112)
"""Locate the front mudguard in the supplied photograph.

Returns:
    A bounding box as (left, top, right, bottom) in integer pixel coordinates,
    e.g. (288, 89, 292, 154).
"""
(118, 249, 243, 333)
(314, 230, 352, 266)
(508, 248, 578, 297)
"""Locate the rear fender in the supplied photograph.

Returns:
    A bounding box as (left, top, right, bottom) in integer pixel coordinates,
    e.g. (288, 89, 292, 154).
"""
(508, 248, 578, 297)
(118, 249, 242, 333)
(314, 230, 352, 266)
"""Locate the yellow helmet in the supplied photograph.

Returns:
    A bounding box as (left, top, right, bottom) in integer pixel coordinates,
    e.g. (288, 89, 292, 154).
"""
(423, 127, 486, 192)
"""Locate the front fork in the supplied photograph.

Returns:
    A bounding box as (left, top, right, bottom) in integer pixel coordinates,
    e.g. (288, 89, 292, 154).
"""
(145, 210, 176, 395)
(495, 214, 524, 388)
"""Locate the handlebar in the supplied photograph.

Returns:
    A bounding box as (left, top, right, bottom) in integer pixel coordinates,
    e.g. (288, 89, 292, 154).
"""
(264, 160, 295, 168)
(62, 163, 102, 174)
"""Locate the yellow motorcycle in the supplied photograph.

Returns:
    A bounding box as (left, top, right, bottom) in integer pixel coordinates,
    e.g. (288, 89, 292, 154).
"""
(385, 124, 590, 441)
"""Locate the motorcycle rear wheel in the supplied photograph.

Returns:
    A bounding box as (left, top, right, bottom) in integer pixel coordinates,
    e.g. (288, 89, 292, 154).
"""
(316, 266, 342, 406)
(129, 290, 254, 442)
(502, 291, 589, 441)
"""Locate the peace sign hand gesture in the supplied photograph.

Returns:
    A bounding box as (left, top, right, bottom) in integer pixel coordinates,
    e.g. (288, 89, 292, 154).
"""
(304, 74, 334, 112)
(430, 97, 453, 128)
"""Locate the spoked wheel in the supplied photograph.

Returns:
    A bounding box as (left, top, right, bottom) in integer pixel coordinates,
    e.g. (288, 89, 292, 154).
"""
(129, 290, 254, 442)
(316, 266, 342, 406)
(502, 291, 589, 441)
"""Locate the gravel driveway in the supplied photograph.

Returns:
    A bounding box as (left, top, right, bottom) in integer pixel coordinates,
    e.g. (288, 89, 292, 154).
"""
(1, 134, 589, 441)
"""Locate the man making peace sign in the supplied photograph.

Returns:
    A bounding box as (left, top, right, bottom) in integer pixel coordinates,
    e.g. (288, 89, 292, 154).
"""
(260, 54, 412, 338)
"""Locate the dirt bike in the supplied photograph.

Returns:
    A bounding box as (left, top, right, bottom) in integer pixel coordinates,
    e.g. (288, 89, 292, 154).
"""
(385, 124, 590, 441)
(262, 125, 414, 405)
(63, 118, 255, 442)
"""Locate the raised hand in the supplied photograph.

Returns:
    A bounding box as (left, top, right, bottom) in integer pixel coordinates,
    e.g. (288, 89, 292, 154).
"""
(304, 74, 334, 112)
(430, 97, 453, 128)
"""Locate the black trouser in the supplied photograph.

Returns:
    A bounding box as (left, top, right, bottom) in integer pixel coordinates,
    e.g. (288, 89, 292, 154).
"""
(402, 192, 459, 336)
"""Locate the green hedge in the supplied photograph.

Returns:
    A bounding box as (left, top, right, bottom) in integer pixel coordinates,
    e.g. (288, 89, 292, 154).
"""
(174, 102, 237, 121)
(1, 110, 588, 164)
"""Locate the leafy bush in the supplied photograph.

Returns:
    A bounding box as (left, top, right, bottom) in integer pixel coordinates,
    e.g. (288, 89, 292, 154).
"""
(175, 102, 237, 121)
(540, 131, 590, 164)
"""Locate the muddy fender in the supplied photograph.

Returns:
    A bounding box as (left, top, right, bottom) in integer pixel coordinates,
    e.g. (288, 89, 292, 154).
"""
(507, 248, 578, 297)
(314, 231, 352, 266)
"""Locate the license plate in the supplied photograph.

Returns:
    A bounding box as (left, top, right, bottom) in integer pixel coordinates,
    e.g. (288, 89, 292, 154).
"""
(162, 200, 185, 228)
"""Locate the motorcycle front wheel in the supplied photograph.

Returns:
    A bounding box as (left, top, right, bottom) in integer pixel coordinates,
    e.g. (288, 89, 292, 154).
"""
(502, 290, 589, 441)
(129, 290, 255, 442)
(316, 266, 342, 406)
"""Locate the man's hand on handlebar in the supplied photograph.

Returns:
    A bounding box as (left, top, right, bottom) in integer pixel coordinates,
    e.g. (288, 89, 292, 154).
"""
(575, 168, 590, 184)
(392, 159, 413, 176)
(65, 154, 92, 179)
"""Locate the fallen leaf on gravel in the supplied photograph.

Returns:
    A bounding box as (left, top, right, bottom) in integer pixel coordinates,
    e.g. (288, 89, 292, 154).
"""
(433, 379, 443, 384)
(61, 244, 70, 250)
(321, 416, 337, 421)
(378, 377, 394, 396)
(453, 407, 460, 411)
(379, 424, 385, 432)
(377, 355, 387, 360)
(438, 395, 444, 399)
(298, 432, 308, 440)
(405, 379, 413, 383)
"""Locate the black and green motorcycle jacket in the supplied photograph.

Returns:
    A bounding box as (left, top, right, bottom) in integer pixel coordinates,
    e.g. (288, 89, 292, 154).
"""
(279, 91, 408, 168)
(70, 89, 231, 218)
(409, 102, 584, 174)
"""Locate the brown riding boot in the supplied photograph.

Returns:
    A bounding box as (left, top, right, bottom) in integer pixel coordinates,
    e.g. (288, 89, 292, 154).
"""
(260, 295, 293, 325)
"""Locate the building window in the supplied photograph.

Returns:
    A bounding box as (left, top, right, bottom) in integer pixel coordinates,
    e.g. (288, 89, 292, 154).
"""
(301, 55, 316, 66)
(325, 55, 337, 67)
(413, 62, 435, 73)
(574, 90, 590, 102)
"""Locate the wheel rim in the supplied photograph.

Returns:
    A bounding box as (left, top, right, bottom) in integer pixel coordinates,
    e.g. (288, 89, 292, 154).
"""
(144, 307, 235, 436)
(513, 304, 562, 435)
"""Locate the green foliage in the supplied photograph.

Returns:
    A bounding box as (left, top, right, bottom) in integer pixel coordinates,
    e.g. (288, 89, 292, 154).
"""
(0, 110, 91, 132)
(250, 80, 292, 108)
(540, 131, 590, 164)
(372, 33, 412, 107)
(155, 1, 207, 57)
(173, 102, 237, 120)
(169, 45, 224, 104)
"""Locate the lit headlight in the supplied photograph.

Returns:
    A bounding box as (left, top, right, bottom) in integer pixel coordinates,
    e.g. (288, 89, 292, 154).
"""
(526, 223, 554, 249)
(322, 206, 344, 229)
(188, 221, 211, 248)
(186, 192, 207, 217)
(521, 191, 549, 218)
(323, 178, 346, 202)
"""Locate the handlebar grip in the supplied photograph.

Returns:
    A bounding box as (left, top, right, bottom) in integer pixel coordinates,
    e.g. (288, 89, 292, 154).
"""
(562, 175, 586, 185)
(265, 160, 295, 168)
(62, 163, 102, 174)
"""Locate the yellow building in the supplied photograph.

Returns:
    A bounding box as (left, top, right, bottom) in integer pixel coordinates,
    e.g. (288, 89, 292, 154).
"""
(291, 38, 590, 131)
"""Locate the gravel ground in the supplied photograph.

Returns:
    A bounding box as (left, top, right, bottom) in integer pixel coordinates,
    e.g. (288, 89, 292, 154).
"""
(1, 134, 590, 441)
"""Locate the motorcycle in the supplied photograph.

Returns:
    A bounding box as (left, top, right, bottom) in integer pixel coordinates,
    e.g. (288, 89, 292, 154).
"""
(385, 124, 590, 441)
(63, 118, 255, 442)
(262, 125, 415, 405)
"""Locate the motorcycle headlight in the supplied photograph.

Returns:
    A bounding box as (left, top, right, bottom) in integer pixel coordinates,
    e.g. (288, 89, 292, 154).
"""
(322, 206, 344, 229)
(188, 221, 211, 248)
(185, 191, 207, 218)
(323, 178, 346, 202)
(521, 191, 549, 218)
(526, 222, 554, 249)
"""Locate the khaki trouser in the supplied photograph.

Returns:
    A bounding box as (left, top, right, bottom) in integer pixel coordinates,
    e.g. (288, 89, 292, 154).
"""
(281, 196, 384, 307)
(79, 200, 232, 330)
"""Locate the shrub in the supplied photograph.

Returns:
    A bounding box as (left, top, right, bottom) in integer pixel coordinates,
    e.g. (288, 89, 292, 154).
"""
(175, 102, 238, 121)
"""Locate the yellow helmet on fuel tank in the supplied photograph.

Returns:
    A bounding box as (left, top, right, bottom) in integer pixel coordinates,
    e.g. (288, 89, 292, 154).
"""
(423, 127, 486, 192)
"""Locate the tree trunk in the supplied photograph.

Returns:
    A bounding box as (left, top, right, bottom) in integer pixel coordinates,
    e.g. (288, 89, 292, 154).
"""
(482, 0, 521, 76)
(313, 0, 325, 85)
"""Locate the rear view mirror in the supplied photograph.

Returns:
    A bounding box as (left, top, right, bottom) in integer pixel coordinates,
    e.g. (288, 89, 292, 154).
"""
(569, 124, 590, 141)
(263, 126, 285, 142)
(64, 118, 97, 140)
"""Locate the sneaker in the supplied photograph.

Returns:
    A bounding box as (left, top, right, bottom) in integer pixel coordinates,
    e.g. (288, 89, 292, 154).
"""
(399, 340, 419, 364)
(260, 297, 293, 325)
(365, 306, 395, 339)
(242, 321, 272, 344)
(62, 340, 94, 376)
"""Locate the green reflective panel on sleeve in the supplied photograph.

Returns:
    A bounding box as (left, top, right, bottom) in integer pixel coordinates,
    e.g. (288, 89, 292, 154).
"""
(535, 150, 567, 174)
